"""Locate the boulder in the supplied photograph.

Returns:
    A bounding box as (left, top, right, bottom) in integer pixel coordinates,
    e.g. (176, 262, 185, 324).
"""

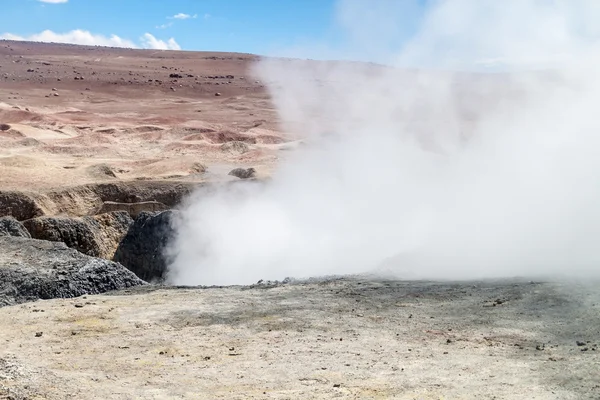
(228, 167, 256, 179)
(113, 211, 175, 282)
(221, 141, 249, 154)
(23, 211, 133, 259)
(0, 216, 31, 238)
(0, 236, 146, 307)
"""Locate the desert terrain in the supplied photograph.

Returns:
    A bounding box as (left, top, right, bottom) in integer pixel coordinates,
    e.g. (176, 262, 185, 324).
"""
(1, 40, 599, 399)
(0, 40, 285, 218)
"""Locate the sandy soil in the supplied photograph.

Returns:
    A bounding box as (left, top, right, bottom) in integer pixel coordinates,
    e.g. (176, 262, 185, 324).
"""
(0, 40, 285, 192)
(0, 277, 599, 399)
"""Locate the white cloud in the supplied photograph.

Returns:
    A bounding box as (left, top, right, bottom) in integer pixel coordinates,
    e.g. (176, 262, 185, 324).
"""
(0, 29, 136, 48)
(156, 22, 173, 29)
(140, 33, 181, 50)
(171, 13, 191, 20)
(168, 13, 198, 20)
(0, 29, 181, 51)
(38, 0, 68, 3)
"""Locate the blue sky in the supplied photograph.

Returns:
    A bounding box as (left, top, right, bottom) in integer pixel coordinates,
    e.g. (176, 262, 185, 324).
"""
(0, 0, 427, 60)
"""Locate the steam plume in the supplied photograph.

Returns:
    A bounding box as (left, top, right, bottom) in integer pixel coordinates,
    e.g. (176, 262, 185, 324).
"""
(167, 0, 600, 285)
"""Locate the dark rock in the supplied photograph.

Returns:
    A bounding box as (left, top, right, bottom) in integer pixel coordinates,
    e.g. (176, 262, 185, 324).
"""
(0, 216, 31, 238)
(169, 73, 183, 79)
(0, 190, 45, 221)
(22, 211, 133, 259)
(228, 167, 256, 179)
(0, 236, 146, 307)
(0, 123, 10, 131)
(113, 211, 176, 282)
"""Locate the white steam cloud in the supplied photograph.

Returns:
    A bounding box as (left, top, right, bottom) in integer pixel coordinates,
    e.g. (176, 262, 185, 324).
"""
(167, 0, 600, 285)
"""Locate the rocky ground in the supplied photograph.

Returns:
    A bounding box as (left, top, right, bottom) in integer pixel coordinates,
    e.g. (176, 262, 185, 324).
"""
(1, 278, 599, 399)
(0, 40, 599, 399)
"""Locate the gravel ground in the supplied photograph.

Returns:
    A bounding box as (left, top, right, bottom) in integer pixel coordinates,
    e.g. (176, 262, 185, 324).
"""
(0, 277, 599, 399)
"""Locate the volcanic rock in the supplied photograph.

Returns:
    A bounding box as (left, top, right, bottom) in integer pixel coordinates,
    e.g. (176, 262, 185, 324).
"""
(0, 236, 146, 307)
(0, 191, 45, 221)
(22, 211, 133, 259)
(228, 167, 256, 179)
(113, 210, 176, 282)
(0, 216, 31, 238)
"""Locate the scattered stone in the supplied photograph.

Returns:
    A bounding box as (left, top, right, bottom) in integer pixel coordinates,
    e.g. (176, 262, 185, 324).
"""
(577, 341, 586, 346)
(0, 236, 146, 307)
(215, 92, 221, 96)
(113, 210, 177, 282)
(35, 332, 43, 337)
(0, 123, 10, 131)
(169, 73, 183, 79)
(228, 167, 256, 179)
